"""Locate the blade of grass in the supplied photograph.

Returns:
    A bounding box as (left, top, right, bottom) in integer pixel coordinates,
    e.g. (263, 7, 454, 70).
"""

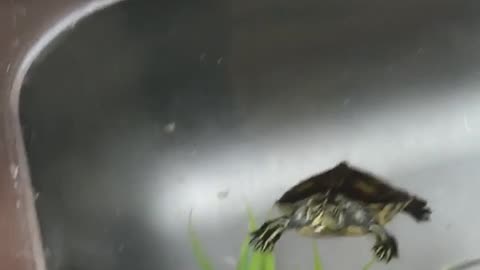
(249, 247, 266, 270)
(188, 210, 215, 270)
(246, 206, 277, 270)
(263, 252, 276, 270)
(362, 257, 376, 270)
(443, 258, 480, 270)
(246, 205, 258, 231)
(236, 234, 250, 270)
(238, 204, 275, 270)
(262, 206, 276, 270)
(246, 206, 265, 270)
(312, 240, 324, 270)
(237, 202, 257, 270)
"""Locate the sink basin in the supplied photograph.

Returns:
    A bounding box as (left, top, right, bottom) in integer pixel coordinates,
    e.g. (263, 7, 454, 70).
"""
(3, 0, 480, 269)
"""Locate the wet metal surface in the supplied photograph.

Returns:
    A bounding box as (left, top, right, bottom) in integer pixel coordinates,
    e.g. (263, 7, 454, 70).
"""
(0, 1, 117, 269)
(3, 0, 480, 270)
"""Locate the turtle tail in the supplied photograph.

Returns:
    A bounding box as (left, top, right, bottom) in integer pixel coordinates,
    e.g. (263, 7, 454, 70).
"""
(404, 196, 431, 222)
(249, 216, 289, 252)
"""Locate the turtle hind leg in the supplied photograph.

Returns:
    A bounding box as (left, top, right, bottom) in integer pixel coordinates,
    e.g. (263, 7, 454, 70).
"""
(404, 196, 431, 222)
(369, 224, 399, 263)
(249, 216, 290, 252)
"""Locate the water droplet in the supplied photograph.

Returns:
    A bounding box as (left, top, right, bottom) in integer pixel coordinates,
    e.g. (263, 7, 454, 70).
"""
(117, 243, 125, 253)
(217, 190, 229, 200)
(11, 38, 20, 48)
(223, 256, 236, 266)
(463, 114, 472, 132)
(10, 164, 19, 179)
(44, 247, 52, 258)
(164, 122, 176, 133)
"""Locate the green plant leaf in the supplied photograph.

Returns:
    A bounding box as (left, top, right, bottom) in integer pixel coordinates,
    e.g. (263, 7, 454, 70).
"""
(246, 206, 263, 270)
(245, 206, 278, 270)
(362, 257, 376, 270)
(236, 234, 250, 270)
(249, 252, 266, 270)
(246, 205, 257, 230)
(262, 206, 276, 270)
(188, 210, 215, 270)
(263, 252, 276, 270)
(189, 202, 381, 270)
(312, 240, 324, 270)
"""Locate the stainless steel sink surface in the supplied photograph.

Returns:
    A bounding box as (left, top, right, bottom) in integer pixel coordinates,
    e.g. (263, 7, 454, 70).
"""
(7, 0, 480, 269)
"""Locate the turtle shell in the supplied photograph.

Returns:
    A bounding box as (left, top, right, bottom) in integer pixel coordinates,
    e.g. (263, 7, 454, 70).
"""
(277, 161, 415, 205)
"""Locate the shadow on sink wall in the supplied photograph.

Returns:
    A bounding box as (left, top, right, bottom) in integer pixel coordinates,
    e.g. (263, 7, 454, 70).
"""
(19, 0, 480, 270)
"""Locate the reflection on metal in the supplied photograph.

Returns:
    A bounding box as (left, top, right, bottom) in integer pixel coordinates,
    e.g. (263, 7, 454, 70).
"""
(6, 0, 480, 269)
(444, 258, 480, 270)
(9, 0, 123, 113)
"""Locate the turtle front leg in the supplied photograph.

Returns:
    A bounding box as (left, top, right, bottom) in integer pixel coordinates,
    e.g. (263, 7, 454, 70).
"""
(249, 216, 291, 252)
(369, 224, 399, 263)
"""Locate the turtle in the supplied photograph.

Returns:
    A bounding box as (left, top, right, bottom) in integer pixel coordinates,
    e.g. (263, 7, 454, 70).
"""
(249, 161, 431, 263)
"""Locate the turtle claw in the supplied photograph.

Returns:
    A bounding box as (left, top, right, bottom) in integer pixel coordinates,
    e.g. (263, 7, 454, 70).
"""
(373, 237, 398, 263)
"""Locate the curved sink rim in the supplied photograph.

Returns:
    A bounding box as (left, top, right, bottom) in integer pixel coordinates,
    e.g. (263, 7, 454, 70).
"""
(0, 1, 123, 269)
